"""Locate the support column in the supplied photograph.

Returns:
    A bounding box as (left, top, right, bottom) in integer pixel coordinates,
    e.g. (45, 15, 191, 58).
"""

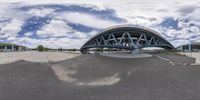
(4, 45, 7, 52)
(11, 45, 14, 51)
(189, 44, 192, 52)
(131, 49, 139, 54)
(100, 47, 103, 53)
(181, 45, 183, 52)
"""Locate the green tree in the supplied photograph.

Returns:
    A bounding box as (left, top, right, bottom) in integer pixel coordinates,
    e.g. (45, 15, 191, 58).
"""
(44, 47, 49, 51)
(58, 47, 63, 51)
(37, 45, 44, 52)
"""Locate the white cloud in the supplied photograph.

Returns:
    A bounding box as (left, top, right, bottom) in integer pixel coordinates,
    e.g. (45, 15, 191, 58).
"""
(58, 12, 121, 29)
(24, 32, 33, 37)
(27, 8, 55, 17)
(0, 3, 29, 20)
(73, 31, 88, 39)
(36, 19, 73, 38)
(189, 26, 200, 34)
(0, 19, 24, 37)
(36, 19, 89, 39)
(0, 0, 200, 48)
(16, 37, 86, 49)
(171, 39, 191, 47)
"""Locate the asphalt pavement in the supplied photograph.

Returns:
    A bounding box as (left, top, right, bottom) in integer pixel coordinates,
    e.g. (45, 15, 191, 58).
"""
(0, 54, 200, 100)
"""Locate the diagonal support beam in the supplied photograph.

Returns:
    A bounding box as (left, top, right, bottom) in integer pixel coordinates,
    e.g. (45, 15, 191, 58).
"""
(100, 36, 106, 45)
(106, 34, 118, 45)
(119, 32, 137, 49)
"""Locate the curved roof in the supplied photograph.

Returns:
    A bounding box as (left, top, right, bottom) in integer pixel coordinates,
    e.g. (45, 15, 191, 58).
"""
(90, 25, 163, 40)
(81, 25, 174, 49)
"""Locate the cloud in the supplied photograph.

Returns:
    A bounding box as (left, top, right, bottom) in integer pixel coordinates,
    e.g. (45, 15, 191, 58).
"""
(16, 37, 87, 49)
(27, 8, 55, 17)
(36, 19, 73, 38)
(0, 0, 200, 49)
(24, 32, 33, 37)
(190, 26, 200, 33)
(36, 19, 89, 39)
(0, 19, 24, 37)
(171, 39, 191, 47)
(177, 5, 199, 15)
(57, 12, 122, 29)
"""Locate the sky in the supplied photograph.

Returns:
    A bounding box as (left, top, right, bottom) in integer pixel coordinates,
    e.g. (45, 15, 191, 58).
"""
(0, 0, 200, 49)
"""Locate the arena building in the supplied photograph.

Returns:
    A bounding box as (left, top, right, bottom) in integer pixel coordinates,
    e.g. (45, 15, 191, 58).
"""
(80, 25, 174, 54)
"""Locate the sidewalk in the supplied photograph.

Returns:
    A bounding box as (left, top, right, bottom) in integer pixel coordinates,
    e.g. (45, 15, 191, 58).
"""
(179, 52, 200, 65)
(0, 51, 80, 64)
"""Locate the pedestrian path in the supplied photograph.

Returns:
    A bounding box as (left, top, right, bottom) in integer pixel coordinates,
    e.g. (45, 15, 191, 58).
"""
(0, 51, 80, 64)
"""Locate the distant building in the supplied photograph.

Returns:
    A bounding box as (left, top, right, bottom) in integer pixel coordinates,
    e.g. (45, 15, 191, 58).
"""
(177, 43, 200, 52)
(0, 43, 29, 52)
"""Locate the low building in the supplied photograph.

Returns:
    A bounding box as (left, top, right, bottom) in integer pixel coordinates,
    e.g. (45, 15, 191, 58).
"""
(0, 43, 29, 52)
(177, 42, 200, 52)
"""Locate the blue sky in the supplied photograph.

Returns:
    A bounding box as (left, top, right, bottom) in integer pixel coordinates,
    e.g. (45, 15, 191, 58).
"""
(0, 0, 200, 48)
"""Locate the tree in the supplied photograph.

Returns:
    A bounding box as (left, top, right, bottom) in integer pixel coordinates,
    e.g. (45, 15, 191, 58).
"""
(58, 47, 63, 51)
(37, 45, 44, 52)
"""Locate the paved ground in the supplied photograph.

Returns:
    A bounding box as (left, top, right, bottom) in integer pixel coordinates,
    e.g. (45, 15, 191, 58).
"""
(0, 53, 200, 100)
(179, 52, 200, 64)
(100, 52, 152, 58)
(0, 51, 80, 64)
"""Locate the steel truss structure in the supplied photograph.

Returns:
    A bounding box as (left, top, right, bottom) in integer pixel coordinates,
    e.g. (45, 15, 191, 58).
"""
(80, 25, 174, 54)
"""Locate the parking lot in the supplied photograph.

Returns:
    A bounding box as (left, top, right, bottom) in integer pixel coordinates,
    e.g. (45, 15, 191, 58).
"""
(1, 52, 200, 100)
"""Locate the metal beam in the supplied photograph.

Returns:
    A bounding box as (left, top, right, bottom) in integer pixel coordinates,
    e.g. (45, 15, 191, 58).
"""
(80, 27, 174, 54)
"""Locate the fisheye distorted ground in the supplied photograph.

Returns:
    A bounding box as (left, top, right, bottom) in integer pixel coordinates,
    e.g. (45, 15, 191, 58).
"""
(0, 1, 200, 99)
(1, 51, 200, 100)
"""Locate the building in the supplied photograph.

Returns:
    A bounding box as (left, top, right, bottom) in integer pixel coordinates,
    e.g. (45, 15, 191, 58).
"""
(177, 43, 200, 52)
(0, 43, 28, 52)
(80, 25, 174, 54)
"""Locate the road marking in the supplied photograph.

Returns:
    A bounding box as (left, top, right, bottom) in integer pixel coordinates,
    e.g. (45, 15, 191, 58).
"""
(155, 55, 170, 62)
(155, 55, 176, 66)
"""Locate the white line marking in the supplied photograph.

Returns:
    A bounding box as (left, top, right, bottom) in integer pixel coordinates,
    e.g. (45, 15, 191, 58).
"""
(155, 55, 170, 62)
